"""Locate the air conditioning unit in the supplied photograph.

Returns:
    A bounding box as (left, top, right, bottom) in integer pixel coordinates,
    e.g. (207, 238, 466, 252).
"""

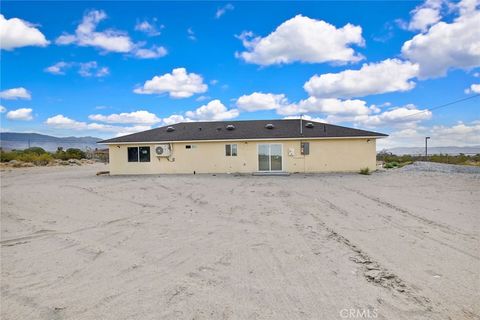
(154, 144, 171, 157)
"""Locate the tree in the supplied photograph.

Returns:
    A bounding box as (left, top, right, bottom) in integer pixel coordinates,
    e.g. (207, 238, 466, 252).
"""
(65, 148, 86, 159)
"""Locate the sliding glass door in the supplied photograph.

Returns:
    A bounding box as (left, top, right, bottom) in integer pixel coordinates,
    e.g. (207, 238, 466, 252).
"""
(257, 144, 283, 171)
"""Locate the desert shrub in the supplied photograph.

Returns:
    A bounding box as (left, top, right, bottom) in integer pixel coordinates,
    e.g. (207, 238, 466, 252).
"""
(15, 152, 37, 163)
(0, 150, 54, 165)
(66, 148, 86, 159)
(54, 148, 86, 160)
(359, 167, 370, 175)
(18, 152, 53, 165)
(32, 153, 53, 166)
(378, 151, 480, 166)
(53, 150, 68, 160)
(23, 147, 47, 155)
(0, 150, 18, 162)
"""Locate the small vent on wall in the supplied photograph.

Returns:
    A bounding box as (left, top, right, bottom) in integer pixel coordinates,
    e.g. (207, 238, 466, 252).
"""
(265, 123, 275, 129)
(305, 122, 314, 128)
(226, 124, 235, 131)
(166, 126, 175, 132)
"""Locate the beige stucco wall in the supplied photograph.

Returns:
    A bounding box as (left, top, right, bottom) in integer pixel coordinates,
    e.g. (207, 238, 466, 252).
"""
(106, 138, 377, 175)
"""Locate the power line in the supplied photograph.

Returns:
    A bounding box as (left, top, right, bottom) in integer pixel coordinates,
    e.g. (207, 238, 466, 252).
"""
(399, 93, 480, 120)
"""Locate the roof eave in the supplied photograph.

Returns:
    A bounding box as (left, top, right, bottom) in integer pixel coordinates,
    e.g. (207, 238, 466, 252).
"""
(98, 135, 388, 145)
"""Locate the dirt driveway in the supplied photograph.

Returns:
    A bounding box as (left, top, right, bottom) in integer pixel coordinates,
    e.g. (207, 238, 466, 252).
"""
(1, 164, 479, 319)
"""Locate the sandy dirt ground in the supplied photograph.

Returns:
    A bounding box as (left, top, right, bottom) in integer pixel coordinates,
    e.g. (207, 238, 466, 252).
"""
(1, 164, 479, 320)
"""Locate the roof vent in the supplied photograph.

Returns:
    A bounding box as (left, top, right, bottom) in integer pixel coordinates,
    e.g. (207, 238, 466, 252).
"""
(305, 122, 314, 128)
(226, 124, 235, 131)
(265, 123, 275, 129)
(166, 126, 175, 132)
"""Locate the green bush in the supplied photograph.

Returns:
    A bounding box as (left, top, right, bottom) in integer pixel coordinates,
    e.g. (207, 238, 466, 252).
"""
(53, 148, 86, 160)
(66, 148, 86, 159)
(359, 167, 370, 175)
(32, 153, 53, 166)
(0, 146, 88, 165)
(23, 147, 47, 155)
(0, 150, 53, 165)
(0, 150, 17, 162)
(377, 151, 480, 166)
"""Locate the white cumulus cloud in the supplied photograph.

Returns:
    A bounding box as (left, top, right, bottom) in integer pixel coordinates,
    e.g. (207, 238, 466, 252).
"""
(114, 125, 152, 137)
(135, 19, 163, 36)
(45, 114, 151, 136)
(78, 61, 110, 77)
(6, 108, 33, 121)
(0, 87, 31, 100)
(378, 120, 480, 149)
(401, 9, 480, 78)
(88, 110, 161, 124)
(283, 115, 328, 123)
(185, 100, 239, 120)
(0, 14, 49, 50)
(277, 97, 372, 117)
(354, 104, 432, 128)
(236, 15, 364, 66)
(405, 0, 444, 32)
(133, 45, 167, 59)
(134, 68, 208, 98)
(304, 59, 419, 99)
(56, 10, 167, 59)
(465, 83, 480, 93)
(216, 4, 234, 19)
(44, 61, 72, 75)
(236, 92, 288, 111)
(45, 61, 109, 77)
(56, 10, 133, 53)
(162, 114, 191, 125)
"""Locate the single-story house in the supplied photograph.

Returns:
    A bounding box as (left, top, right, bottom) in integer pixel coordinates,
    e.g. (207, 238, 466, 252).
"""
(99, 119, 387, 175)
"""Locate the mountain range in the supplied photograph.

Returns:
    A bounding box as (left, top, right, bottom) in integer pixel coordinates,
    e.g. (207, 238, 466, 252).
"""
(0, 132, 102, 151)
(384, 146, 480, 155)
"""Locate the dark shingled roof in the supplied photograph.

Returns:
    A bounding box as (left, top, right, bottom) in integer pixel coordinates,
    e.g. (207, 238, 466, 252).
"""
(99, 119, 388, 144)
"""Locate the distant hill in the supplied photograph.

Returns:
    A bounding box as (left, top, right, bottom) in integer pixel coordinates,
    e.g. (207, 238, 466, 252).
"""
(385, 146, 480, 155)
(0, 132, 102, 151)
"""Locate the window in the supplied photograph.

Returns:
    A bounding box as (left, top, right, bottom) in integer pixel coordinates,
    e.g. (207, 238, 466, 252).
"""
(225, 144, 237, 156)
(139, 147, 150, 162)
(128, 147, 139, 162)
(127, 146, 150, 162)
(258, 144, 283, 171)
(186, 145, 192, 149)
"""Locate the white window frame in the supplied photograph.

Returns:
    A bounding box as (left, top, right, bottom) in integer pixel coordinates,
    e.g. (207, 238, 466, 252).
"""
(225, 143, 238, 156)
(257, 143, 283, 172)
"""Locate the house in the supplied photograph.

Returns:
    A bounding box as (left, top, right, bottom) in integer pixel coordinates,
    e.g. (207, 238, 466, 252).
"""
(99, 119, 387, 175)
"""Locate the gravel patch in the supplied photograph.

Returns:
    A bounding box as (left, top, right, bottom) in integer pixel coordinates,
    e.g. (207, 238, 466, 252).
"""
(400, 161, 480, 174)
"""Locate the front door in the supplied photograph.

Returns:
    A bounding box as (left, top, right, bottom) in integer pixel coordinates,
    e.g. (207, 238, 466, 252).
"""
(258, 144, 283, 171)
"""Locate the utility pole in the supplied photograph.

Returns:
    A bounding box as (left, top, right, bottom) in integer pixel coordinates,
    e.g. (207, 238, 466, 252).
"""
(425, 136, 430, 160)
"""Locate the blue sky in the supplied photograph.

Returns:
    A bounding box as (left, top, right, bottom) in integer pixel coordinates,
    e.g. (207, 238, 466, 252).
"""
(1, 0, 479, 148)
